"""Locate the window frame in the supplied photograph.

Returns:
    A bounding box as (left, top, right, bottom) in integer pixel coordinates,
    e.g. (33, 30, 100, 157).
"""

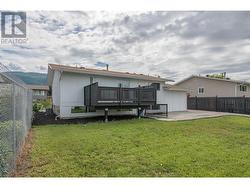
(34, 90, 45, 96)
(198, 87, 205, 94)
(239, 84, 248, 92)
(151, 83, 160, 90)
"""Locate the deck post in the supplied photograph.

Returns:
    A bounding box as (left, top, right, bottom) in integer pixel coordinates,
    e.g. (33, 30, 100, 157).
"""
(119, 84, 122, 108)
(137, 107, 142, 119)
(104, 108, 108, 123)
(166, 104, 168, 117)
(138, 86, 141, 106)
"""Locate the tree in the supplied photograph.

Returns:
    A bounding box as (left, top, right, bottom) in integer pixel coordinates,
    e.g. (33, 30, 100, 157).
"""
(206, 72, 230, 80)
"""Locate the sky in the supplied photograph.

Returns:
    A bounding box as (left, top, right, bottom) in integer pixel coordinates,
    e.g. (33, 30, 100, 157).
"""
(1, 11, 250, 82)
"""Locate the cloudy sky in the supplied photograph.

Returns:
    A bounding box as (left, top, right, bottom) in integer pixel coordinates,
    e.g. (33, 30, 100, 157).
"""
(1, 11, 250, 82)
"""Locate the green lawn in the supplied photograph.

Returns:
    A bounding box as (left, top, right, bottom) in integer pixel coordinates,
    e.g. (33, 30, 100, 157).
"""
(24, 116, 250, 177)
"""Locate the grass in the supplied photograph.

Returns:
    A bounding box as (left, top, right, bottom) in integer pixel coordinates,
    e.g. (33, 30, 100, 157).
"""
(23, 116, 250, 177)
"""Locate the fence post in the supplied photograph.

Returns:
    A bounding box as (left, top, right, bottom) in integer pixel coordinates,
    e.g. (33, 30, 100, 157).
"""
(104, 108, 108, 123)
(215, 96, 218, 112)
(138, 86, 141, 106)
(12, 84, 17, 171)
(224, 98, 226, 112)
(243, 95, 246, 114)
(195, 96, 198, 110)
(137, 107, 142, 119)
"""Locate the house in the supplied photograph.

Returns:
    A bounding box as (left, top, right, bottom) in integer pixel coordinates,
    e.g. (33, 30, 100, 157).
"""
(27, 84, 49, 100)
(48, 64, 187, 119)
(175, 75, 250, 97)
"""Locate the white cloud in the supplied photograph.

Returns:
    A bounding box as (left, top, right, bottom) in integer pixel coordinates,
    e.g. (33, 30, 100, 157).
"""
(1, 11, 250, 82)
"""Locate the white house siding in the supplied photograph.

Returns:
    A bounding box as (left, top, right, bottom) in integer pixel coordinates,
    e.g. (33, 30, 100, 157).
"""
(52, 70, 61, 115)
(146, 85, 187, 114)
(59, 72, 88, 118)
(56, 72, 186, 118)
(59, 72, 154, 118)
(163, 90, 187, 112)
(93, 75, 151, 88)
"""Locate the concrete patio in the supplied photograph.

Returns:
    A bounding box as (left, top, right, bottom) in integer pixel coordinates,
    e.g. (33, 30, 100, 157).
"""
(146, 110, 250, 121)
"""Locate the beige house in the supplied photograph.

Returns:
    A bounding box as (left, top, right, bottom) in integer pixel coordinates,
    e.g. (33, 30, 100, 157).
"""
(27, 85, 49, 100)
(175, 75, 250, 97)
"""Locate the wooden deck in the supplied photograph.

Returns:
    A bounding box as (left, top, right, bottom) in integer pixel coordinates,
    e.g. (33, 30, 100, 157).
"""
(84, 82, 157, 109)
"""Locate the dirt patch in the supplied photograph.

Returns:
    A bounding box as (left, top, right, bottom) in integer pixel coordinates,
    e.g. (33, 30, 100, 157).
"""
(12, 130, 34, 177)
(32, 111, 137, 125)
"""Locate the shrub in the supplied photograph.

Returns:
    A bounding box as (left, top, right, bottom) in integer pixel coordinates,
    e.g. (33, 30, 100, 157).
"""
(33, 102, 43, 112)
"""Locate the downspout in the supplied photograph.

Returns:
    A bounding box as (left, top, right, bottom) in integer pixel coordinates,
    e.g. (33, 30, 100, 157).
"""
(55, 115, 60, 121)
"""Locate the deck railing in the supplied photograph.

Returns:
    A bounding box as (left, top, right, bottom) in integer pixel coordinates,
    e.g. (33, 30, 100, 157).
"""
(84, 82, 156, 108)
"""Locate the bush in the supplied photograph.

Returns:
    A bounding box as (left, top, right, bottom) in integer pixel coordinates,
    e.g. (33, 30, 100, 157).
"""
(33, 99, 51, 112)
(33, 102, 44, 112)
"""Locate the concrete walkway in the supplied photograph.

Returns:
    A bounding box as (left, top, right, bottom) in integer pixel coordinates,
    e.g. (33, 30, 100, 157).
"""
(146, 110, 250, 121)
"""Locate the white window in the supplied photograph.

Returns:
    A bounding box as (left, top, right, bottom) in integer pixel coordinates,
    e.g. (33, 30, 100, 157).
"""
(198, 87, 205, 94)
(240, 85, 248, 92)
(71, 106, 86, 113)
(34, 90, 45, 96)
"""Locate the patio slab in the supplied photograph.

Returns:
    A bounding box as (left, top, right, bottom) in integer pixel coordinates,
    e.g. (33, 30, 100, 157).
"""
(146, 110, 250, 121)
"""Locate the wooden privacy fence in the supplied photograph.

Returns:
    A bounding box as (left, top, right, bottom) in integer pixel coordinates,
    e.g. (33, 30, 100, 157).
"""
(187, 96, 250, 114)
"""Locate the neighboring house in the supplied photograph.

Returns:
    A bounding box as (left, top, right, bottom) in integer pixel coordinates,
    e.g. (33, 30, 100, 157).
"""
(28, 85, 49, 100)
(48, 64, 187, 119)
(175, 75, 250, 97)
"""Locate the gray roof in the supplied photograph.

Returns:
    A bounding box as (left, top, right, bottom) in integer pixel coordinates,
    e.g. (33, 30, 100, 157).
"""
(27, 84, 49, 90)
(163, 84, 187, 92)
(48, 64, 174, 85)
(176, 75, 250, 85)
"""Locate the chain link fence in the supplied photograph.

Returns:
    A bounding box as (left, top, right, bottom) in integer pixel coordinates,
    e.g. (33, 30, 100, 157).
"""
(0, 63, 33, 177)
